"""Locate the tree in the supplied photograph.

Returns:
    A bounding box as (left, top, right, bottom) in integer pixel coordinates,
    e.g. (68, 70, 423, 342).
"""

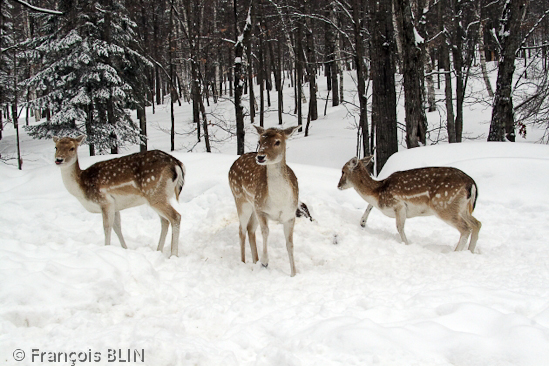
(234, 1, 253, 155)
(369, 0, 398, 174)
(488, 0, 529, 142)
(394, 0, 427, 148)
(25, 0, 147, 155)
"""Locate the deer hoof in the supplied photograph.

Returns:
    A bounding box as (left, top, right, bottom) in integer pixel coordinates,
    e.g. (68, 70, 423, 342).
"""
(262, 263, 268, 268)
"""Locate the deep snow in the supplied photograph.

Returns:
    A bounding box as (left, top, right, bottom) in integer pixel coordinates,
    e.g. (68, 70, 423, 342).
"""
(1, 69, 549, 365)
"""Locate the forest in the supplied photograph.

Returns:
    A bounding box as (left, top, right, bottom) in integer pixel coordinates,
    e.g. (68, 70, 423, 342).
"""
(1, 0, 549, 172)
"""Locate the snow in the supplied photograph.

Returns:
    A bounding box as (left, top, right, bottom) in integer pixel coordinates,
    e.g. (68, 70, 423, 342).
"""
(2, 69, 549, 365)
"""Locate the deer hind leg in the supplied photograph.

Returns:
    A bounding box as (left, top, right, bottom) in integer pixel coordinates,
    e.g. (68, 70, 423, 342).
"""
(283, 218, 297, 277)
(395, 205, 409, 244)
(113, 211, 128, 249)
(360, 204, 374, 227)
(156, 217, 170, 253)
(247, 213, 259, 263)
(236, 202, 254, 263)
(152, 201, 181, 257)
(452, 215, 473, 252)
(464, 214, 481, 253)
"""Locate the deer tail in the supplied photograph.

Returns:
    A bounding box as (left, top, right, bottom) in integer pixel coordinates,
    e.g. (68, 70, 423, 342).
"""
(173, 162, 185, 202)
(467, 182, 478, 214)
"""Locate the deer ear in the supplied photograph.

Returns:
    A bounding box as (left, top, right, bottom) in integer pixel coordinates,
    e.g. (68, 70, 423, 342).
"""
(360, 155, 374, 166)
(75, 135, 86, 145)
(283, 125, 299, 138)
(253, 125, 265, 135)
(53, 136, 59, 143)
(348, 157, 359, 170)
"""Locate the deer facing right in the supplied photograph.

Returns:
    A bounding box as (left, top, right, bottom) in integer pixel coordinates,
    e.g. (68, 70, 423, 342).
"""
(338, 156, 481, 252)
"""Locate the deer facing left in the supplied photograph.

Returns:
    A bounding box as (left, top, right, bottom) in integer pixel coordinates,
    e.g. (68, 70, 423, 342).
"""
(53, 135, 185, 256)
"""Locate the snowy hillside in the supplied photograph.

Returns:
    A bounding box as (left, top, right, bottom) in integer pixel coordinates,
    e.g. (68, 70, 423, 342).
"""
(2, 71, 549, 365)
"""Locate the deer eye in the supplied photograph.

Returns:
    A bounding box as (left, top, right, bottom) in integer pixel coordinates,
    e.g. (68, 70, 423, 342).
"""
(70, 148, 75, 151)
(274, 140, 281, 146)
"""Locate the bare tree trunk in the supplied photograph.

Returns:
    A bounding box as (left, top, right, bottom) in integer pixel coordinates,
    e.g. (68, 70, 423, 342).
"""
(488, 0, 528, 142)
(234, 2, 252, 154)
(296, 23, 304, 131)
(326, 4, 339, 107)
(138, 101, 147, 152)
(370, 0, 397, 174)
(425, 46, 436, 112)
(304, 0, 318, 122)
(352, 0, 369, 155)
(394, 0, 427, 148)
(478, 11, 494, 98)
(443, 44, 456, 143)
(269, 37, 283, 125)
(245, 10, 255, 124)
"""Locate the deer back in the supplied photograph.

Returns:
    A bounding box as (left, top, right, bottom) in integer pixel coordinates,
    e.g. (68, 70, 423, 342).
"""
(339, 156, 477, 216)
(80, 150, 185, 204)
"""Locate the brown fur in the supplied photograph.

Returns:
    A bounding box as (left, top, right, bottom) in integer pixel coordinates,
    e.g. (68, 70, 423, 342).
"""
(228, 126, 299, 276)
(338, 156, 481, 252)
(54, 135, 185, 256)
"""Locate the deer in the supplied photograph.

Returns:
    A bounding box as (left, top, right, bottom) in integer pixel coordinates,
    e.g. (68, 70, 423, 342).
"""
(53, 135, 185, 257)
(338, 156, 481, 252)
(228, 125, 300, 276)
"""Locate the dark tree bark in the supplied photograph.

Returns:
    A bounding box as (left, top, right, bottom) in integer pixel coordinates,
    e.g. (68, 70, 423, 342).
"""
(488, 0, 528, 142)
(352, 0, 369, 155)
(394, 0, 427, 148)
(370, 0, 398, 174)
(234, 2, 253, 155)
(304, 0, 318, 123)
(296, 21, 304, 131)
(325, 4, 339, 107)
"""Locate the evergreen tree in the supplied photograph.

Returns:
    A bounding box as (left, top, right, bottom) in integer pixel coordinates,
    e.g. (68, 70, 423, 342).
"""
(25, 0, 149, 155)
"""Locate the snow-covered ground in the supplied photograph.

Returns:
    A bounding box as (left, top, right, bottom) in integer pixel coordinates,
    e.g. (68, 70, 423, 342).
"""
(2, 68, 549, 365)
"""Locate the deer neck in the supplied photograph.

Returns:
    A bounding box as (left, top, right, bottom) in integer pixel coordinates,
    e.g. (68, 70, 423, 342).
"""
(265, 156, 287, 182)
(59, 157, 85, 199)
(353, 168, 383, 203)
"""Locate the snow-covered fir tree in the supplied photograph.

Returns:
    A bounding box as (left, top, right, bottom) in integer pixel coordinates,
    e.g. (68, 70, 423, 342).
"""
(25, 0, 150, 155)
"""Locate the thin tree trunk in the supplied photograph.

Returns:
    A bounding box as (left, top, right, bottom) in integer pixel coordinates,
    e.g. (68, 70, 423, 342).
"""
(370, 0, 397, 174)
(478, 15, 494, 98)
(352, 0, 369, 155)
(488, 0, 527, 142)
(394, 0, 427, 148)
(296, 24, 304, 131)
(138, 101, 147, 152)
(234, 2, 252, 154)
(443, 44, 456, 143)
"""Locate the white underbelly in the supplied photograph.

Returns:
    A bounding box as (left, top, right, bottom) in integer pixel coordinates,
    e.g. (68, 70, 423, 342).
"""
(78, 198, 102, 213)
(112, 194, 148, 211)
(405, 204, 434, 218)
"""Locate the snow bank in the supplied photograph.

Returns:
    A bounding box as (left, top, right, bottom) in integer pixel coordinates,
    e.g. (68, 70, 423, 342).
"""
(2, 140, 549, 365)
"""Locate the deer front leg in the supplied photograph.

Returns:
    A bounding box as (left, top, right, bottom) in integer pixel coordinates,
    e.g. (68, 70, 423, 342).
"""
(113, 211, 128, 249)
(258, 214, 270, 268)
(101, 204, 115, 247)
(247, 213, 259, 263)
(283, 218, 297, 277)
(360, 204, 374, 227)
(394, 205, 409, 245)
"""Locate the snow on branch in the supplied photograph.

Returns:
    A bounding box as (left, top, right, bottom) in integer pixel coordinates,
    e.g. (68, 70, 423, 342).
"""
(13, 0, 63, 15)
